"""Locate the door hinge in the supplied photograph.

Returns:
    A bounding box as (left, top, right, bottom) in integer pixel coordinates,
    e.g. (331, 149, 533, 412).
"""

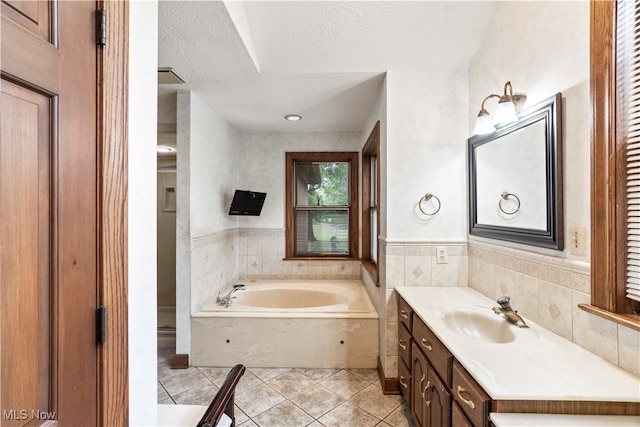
(96, 306, 107, 345)
(96, 9, 107, 46)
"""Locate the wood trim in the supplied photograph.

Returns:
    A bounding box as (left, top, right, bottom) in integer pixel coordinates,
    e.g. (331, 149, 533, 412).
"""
(171, 354, 190, 369)
(376, 358, 400, 395)
(285, 151, 359, 258)
(96, 1, 129, 425)
(494, 399, 640, 416)
(590, 0, 640, 316)
(362, 121, 380, 286)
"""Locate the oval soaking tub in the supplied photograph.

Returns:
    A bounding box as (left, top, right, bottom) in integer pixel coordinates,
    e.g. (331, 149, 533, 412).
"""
(191, 280, 379, 368)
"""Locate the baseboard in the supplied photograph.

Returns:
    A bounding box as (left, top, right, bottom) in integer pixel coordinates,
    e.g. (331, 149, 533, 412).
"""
(171, 353, 189, 369)
(377, 358, 400, 395)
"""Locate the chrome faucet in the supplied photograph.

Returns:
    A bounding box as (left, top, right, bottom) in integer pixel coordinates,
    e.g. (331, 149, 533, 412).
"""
(216, 284, 246, 307)
(492, 296, 529, 328)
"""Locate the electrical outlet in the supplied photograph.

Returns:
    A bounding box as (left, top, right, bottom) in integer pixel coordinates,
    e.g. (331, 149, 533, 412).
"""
(436, 246, 449, 264)
(569, 226, 586, 256)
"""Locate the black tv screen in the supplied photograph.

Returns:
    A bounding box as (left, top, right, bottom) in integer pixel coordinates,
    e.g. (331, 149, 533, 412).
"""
(229, 190, 266, 216)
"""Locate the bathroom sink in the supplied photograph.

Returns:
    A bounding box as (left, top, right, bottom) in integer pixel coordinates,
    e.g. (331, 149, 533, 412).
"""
(441, 306, 516, 344)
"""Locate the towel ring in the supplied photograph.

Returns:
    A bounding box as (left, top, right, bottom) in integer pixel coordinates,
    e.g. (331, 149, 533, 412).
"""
(499, 192, 521, 215)
(418, 193, 441, 216)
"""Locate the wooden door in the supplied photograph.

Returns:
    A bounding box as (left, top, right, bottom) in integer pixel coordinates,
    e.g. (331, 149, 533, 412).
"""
(1, 1, 99, 425)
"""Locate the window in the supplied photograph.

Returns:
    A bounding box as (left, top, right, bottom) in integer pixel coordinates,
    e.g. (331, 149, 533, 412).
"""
(362, 122, 381, 285)
(586, 0, 640, 330)
(285, 152, 358, 258)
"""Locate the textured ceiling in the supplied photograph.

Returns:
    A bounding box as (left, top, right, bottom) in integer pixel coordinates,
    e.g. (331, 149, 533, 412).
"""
(158, 1, 500, 132)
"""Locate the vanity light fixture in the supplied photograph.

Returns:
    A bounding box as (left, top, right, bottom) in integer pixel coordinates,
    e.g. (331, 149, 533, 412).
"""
(472, 81, 526, 135)
(284, 114, 303, 122)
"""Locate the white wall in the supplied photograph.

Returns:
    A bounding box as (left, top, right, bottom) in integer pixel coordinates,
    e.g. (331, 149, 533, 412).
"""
(189, 93, 240, 236)
(176, 91, 242, 359)
(468, 0, 590, 260)
(467, 1, 639, 377)
(385, 70, 469, 242)
(128, 0, 158, 424)
(157, 171, 176, 307)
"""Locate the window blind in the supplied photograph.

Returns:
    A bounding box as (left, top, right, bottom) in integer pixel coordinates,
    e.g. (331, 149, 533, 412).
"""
(620, 0, 640, 302)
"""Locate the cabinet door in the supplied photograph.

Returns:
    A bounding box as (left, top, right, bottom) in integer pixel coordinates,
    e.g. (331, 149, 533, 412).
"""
(426, 367, 451, 427)
(411, 342, 428, 427)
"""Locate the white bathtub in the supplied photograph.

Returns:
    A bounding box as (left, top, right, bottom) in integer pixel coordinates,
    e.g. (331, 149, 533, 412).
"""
(191, 280, 379, 368)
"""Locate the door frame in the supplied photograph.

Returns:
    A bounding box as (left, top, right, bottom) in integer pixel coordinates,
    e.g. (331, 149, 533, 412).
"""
(97, 1, 129, 424)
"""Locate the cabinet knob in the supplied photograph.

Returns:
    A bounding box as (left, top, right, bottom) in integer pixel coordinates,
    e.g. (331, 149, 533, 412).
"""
(400, 310, 409, 319)
(457, 385, 476, 410)
(398, 339, 407, 350)
(421, 338, 433, 351)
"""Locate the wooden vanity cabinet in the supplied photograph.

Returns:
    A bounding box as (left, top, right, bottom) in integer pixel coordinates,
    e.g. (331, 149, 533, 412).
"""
(452, 401, 474, 427)
(399, 295, 490, 427)
(452, 360, 491, 427)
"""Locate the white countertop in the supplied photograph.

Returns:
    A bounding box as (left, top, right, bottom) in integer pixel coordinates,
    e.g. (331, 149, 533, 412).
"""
(490, 413, 640, 427)
(395, 287, 640, 402)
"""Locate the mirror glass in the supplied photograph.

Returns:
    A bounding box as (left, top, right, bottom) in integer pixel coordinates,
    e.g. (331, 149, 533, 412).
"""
(468, 93, 563, 249)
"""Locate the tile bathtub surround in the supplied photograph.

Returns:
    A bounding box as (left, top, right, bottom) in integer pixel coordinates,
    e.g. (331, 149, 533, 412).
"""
(158, 351, 415, 427)
(238, 228, 361, 280)
(468, 241, 640, 377)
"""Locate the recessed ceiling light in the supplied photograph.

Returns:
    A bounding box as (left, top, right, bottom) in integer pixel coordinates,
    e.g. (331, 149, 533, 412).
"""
(157, 146, 176, 153)
(284, 114, 303, 122)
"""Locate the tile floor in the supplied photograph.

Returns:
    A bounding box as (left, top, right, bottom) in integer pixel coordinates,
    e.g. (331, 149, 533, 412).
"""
(158, 349, 415, 427)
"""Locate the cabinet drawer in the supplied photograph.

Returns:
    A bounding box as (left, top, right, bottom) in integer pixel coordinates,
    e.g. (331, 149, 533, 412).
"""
(452, 360, 491, 427)
(413, 315, 452, 386)
(398, 357, 411, 404)
(398, 295, 413, 331)
(398, 322, 412, 368)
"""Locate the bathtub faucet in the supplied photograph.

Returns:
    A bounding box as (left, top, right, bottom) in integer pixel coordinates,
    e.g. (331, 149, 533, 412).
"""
(216, 284, 246, 307)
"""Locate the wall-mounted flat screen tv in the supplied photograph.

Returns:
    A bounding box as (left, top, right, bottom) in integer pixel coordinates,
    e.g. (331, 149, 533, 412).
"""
(228, 190, 266, 216)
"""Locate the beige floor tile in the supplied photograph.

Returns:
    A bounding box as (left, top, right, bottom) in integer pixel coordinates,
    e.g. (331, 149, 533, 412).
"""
(173, 383, 219, 406)
(160, 367, 213, 396)
(383, 404, 416, 427)
(306, 422, 324, 427)
(158, 397, 174, 405)
(234, 406, 250, 426)
(318, 402, 379, 427)
(252, 401, 314, 427)
(319, 370, 371, 399)
(249, 367, 292, 381)
(288, 384, 345, 418)
(197, 366, 233, 385)
(238, 420, 258, 427)
(267, 370, 316, 398)
(235, 383, 286, 418)
(350, 383, 403, 420)
(158, 382, 171, 402)
(347, 368, 379, 382)
(375, 422, 392, 427)
(296, 367, 341, 381)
